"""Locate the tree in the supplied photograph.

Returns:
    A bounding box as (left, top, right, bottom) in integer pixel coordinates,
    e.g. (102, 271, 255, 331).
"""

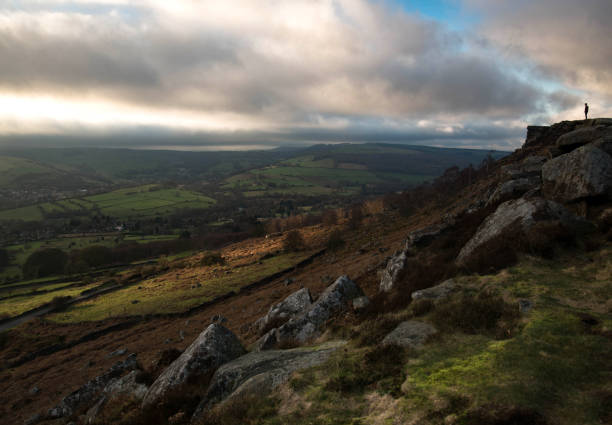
(283, 230, 307, 252)
(23, 248, 69, 278)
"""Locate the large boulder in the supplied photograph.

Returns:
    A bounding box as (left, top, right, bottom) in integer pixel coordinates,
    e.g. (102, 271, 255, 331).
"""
(192, 341, 345, 419)
(411, 279, 458, 302)
(254, 288, 312, 334)
(556, 126, 612, 151)
(487, 176, 540, 206)
(542, 144, 612, 202)
(501, 155, 546, 180)
(256, 276, 363, 350)
(405, 221, 454, 250)
(48, 354, 139, 419)
(456, 197, 591, 264)
(142, 324, 245, 408)
(382, 321, 437, 349)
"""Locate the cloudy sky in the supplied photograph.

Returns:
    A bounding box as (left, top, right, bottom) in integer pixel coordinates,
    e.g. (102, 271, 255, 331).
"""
(1, 0, 611, 150)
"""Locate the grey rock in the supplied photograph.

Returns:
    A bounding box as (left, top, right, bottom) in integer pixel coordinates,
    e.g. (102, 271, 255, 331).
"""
(193, 341, 346, 419)
(487, 177, 540, 206)
(556, 126, 612, 150)
(382, 321, 437, 349)
(257, 276, 363, 350)
(283, 278, 295, 286)
(84, 396, 106, 425)
(28, 386, 40, 396)
(48, 354, 138, 418)
(406, 221, 454, 250)
(379, 250, 407, 292)
(352, 296, 371, 310)
(253, 328, 279, 351)
(379, 220, 454, 293)
(542, 144, 612, 202)
(254, 288, 313, 334)
(142, 324, 244, 408)
(107, 348, 127, 358)
(456, 198, 592, 264)
(103, 370, 148, 400)
(411, 279, 458, 302)
(501, 156, 545, 180)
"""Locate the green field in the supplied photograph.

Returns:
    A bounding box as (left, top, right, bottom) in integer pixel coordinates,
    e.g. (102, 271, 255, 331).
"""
(48, 251, 313, 323)
(222, 154, 434, 197)
(0, 184, 216, 222)
(0, 282, 99, 318)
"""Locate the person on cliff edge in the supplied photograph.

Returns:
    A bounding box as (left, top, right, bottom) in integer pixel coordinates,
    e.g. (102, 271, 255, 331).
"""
(585, 102, 589, 120)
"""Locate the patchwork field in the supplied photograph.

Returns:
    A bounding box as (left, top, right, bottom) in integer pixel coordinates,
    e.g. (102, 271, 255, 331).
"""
(222, 155, 434, 197)
(0, 184, 216, 222)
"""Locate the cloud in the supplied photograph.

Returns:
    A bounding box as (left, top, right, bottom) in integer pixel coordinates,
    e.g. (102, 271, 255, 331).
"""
(0, 0, 594, 148)
(463, 0, 612, 98)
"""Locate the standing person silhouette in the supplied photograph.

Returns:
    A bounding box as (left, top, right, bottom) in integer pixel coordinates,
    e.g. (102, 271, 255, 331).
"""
(585, 103, 589, 120)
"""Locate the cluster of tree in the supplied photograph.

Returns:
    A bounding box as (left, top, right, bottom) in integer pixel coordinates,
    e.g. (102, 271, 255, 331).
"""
(21, 231, 252, 278)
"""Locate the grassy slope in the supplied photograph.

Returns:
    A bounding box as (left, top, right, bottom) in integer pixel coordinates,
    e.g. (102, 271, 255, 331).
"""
(0, 282, 99, 318)
(256, 247, 612, 425)
(48, 251, 314, 323)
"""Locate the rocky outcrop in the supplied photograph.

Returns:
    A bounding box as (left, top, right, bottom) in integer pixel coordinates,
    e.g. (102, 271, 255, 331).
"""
(487, 176, 540, 206)
(103, 370, 148, 401)
(405, 221, 454, 250)
(556, 126, 612, 151)
(380, 220, 456, 293)
(382, 321, 437, 349)
(379, 250, 407, 292)
(48, 353, 139, 419)
(456, 197, 591, 264)
(501, 155, 546, 180)
(254, 288, 312, 334)
(192, 341, 345, 419)
(142, 324, 245, 408)
(542, 144, 612, 202)
(411, 279, 457, 302)
(256, 276, 363, 350)
(525, 126, 549, 146)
